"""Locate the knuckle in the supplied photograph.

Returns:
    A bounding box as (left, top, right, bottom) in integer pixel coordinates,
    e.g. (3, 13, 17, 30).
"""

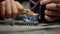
(46, 3, 57, 10)
(1, 1, 5, 4)
(46, 4, 51, 9)
(46, 4, 49, 8)
(57, 4, 60, 10)
(45, 10, 52, 15)
(7, 12, 12, 15)
(45, 10, 47, 14)
(0, 1, 5, 6)
(13, 11, 18, 14)
(46, 4, 52, 9)
(45, 15, 53, 22)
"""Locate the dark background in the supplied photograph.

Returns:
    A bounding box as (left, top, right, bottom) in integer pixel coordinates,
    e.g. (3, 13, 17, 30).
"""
(15, 0, 29, 3)
(0, 0, 29, 2)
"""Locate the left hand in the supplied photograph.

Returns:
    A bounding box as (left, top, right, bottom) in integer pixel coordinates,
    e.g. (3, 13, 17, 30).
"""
(40, 0, 60, 22)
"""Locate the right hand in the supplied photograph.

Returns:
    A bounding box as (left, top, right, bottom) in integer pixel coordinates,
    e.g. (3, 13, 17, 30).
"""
(0, 0, 24, 19)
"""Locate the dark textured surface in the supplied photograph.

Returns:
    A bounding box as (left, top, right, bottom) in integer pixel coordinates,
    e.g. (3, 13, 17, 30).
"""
(0, 29, 60, 34)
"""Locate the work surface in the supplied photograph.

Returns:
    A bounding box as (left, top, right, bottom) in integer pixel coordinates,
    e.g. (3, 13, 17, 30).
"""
(0, 1, 60, 34)
(0, 23, 60, 33)
(0, 24, 60, 34)
(0, 20, 60, 33)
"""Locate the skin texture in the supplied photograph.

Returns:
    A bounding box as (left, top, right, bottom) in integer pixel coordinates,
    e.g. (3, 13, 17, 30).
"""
(11, 0, 18, 18)
(1, 0, 60, 22)
(0, 0, 38, 19)
(5, 0, 12, 18)
(1, 1, 5, 18)
(15, 1, 25, 15)
(40, 0, 60, 22)
(0, 0, 24, 19)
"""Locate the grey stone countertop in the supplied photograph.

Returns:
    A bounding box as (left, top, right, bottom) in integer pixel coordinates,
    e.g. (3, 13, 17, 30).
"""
(0, 23, 60, 33)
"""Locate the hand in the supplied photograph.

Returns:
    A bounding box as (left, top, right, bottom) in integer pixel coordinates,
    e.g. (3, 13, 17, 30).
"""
(40, 0, 60, 22)
(23, 9, 38, 16)
(0, 0, 24, 19)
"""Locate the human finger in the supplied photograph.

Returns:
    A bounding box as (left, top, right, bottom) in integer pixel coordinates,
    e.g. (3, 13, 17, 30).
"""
(1, 1, 5, 18)
(40, 0, 60, 5)
(45, 10, 60, 16)
(45, 15, 59, 22)
(11, 0, 18, 18)
(5, 0, 12, 18)
(46, 3, 57, 10)
(15, 1, 24, 15)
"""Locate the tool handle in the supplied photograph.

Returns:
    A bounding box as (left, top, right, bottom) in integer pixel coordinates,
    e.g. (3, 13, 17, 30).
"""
(40, 5, 46, 23)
